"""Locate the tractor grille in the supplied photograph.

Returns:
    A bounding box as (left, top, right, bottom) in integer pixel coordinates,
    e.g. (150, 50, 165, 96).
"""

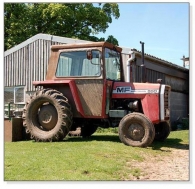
(164, 85, 170, 119)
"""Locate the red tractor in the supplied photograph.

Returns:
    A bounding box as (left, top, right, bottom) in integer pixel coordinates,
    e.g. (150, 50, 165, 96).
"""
(22, 41, 171, 147)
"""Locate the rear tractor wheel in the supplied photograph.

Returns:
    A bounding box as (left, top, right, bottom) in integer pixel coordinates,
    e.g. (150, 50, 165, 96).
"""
(22, 88, 72, 142)
(81, 124, 98, 138)
(154, 121, 171, 141)
(69, 121, 98, 138)
(118, 113, 155, 147)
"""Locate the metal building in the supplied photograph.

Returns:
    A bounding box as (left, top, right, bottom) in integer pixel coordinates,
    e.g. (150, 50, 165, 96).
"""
(4, 33, 189, 126)
(4, 34, 90, 117)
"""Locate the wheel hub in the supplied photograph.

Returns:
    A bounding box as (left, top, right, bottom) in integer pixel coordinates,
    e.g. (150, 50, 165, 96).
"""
(41, 112, 52, 124)
(128, 123, 145, 141)
(38, 104, 58, 130)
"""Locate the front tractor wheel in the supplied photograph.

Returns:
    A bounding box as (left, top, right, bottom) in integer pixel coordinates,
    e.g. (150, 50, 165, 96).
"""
(22, 89, 72, 142)
(118, 113, 155, 147)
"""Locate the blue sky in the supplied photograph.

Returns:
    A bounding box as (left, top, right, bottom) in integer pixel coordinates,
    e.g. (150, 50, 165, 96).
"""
(96, 2, 189, 67)
(1, 1, 190, 68)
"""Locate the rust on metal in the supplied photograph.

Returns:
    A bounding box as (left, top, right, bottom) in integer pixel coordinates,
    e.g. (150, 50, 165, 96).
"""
(75, 79, 103, 116)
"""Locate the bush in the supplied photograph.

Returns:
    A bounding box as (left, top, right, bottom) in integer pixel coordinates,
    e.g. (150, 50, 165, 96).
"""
(171, 117, 189, 131)
(182, 118, 189, 130)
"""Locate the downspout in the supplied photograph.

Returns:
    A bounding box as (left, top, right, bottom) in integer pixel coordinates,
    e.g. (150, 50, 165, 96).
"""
(126, 50, 135, 83)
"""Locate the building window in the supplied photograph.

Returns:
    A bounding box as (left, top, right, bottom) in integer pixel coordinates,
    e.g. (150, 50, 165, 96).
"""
(4, 86, 25, 118)
(4, 86, 25, 104)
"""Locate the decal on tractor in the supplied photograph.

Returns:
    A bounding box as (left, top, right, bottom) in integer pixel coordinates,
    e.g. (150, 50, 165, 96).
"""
(112, 86, 159, 94)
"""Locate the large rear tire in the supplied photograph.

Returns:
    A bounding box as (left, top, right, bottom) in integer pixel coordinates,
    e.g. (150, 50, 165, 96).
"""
(22, 88, 72, 142)
(81, 124, 98, 138)
(118, 113, 155, 147)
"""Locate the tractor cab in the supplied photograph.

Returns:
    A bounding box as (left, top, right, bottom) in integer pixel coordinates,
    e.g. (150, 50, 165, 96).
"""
(46, 42, 123, 82)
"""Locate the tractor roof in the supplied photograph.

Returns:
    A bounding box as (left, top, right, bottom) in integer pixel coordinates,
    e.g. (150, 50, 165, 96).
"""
(51, 41, 122, 52)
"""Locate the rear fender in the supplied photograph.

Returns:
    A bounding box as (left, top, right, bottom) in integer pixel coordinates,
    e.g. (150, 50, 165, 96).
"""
(33, 80, 85, 117)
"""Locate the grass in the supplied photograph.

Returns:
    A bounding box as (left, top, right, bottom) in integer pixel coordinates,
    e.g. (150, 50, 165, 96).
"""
(4, 129, 189, 181)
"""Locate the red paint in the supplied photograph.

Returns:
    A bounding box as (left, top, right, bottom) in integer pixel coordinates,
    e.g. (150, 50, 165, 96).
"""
(33, 79, 161, 122)
(141, 94, 159, 123)
(33, 80, 72, 85)
(101, 80, 114, 118)
(33, 79, 108, 119)
(112, 82, 160, 90)
(68, 80, 85, 117)
(112, 82, 161, 123)
(101, 80, 109, 117)
(33, 80, 86, 117)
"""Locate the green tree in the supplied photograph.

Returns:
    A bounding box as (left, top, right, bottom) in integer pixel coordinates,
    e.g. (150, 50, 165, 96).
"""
(106, 35, 119, 46)
(4, 3, 120, 51)
(4, 3, 30, 50)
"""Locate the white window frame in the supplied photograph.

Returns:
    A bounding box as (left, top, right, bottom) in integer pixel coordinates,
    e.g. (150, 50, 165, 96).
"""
(14, 86, 25, 104)
(4, 86, 25, 104)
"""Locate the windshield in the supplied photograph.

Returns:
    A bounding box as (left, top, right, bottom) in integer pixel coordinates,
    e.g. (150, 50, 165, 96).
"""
(56, 50, 101, 77)
(105, 48, 121, 81)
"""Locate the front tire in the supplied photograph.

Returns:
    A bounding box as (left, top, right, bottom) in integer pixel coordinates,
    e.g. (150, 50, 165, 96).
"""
(22, 88, 72, 142)
(118, 113, 155, 147)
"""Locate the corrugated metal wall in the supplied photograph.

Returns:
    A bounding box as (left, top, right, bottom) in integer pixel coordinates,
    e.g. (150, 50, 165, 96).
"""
(121, 53, 189, 92)
(4, 39, 63, 91)
(122, 53, 165, 83)
(146, 69, 165, 83)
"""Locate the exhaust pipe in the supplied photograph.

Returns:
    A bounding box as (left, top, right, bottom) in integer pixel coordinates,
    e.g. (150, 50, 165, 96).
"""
(140, 41, 146, 83)
(126, 50, 135, 82)
(140, 41, 145, 65)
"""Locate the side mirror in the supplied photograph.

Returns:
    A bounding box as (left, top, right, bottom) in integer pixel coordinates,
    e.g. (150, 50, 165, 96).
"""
(87, 50, 93, 60)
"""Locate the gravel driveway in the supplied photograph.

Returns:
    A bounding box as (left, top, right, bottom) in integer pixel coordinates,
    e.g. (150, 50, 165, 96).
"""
(128, 146, 189, 181)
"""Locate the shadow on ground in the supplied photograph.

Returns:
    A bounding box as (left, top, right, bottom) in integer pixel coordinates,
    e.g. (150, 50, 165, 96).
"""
(151, 138, 189, 151)
(64, 134, 189, 150)
(65, 134, 120, 143)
